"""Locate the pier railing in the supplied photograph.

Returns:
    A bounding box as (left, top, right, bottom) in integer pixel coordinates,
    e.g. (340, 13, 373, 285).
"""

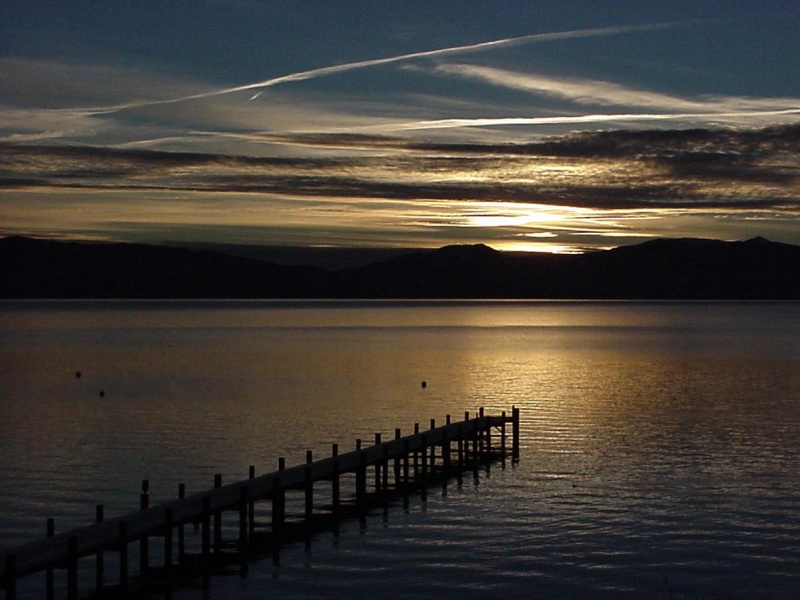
(1, 407, 519, 599)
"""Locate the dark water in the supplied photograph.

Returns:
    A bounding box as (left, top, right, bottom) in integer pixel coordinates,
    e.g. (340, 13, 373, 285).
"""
(1, 301, 799, 598)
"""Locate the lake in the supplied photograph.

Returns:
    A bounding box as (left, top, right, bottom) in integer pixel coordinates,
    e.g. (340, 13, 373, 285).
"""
(1, 300, 799, 598)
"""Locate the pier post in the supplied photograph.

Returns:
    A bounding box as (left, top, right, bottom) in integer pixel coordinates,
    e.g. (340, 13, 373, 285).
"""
(477, 409, 485, 458)
(214, 475, 222, 555)
(374, 433, 382, 492)
(118, 520, 128, 589)
(394, 429, 402, 489)
(420, 433, 428, 501)
(4, 554, 16, 600)
(442, 438, 451, 475)
(95, 505, 104, 594)
(201, 496, 211, 590)
(512, 406, 520, 462)
(271, 474, 284, 540)
(248, 466, 256, 537)
(413, 423, 420, 481)
(239, 485, 248, 548)
(356, 449, 367, 508)
(305, 451, 314, 522)
(429, 419, 436, 473)
(140, 479, 149, 578)
(382, 445, 390, 492)
(46, 518, 54, 600)
(486, 420, 492, 461)
(177, 484, 186, 562)
(402, 439, 410, 489)
(237, 487, 249, 574)
(472, 426, 480, 479)
(501, 411, 507, 461)
(164, 507, 174, 581)
(456, 423, 465, 484)
(67, 536, 78, 600)
(331, 444, 341, 518)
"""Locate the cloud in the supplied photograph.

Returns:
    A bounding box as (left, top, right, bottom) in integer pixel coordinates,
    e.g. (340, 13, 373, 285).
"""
(2, 124, 798, 213)
(47, 22, 689, 118)
(373, 108, 800, 133)
(362, 63, 800, 133)
(426, 64, 711, 111)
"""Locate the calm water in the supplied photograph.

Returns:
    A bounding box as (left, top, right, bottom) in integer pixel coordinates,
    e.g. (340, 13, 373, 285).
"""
(1, 300, 799, 599)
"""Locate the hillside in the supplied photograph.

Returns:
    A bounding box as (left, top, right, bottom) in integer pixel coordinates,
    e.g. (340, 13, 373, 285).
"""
(1, 236, 799, 299)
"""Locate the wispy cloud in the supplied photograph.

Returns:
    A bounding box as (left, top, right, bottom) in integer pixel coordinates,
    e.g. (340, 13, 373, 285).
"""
(2, 124, 798, 208)
(373, 108, 800, 133)
(424, 64, 714, 111)
(47, 22, 689, 118)
(366, 63, 800, 133)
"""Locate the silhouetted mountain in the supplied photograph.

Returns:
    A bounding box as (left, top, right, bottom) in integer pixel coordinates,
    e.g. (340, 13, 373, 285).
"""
(1, 236, 799, 299)
(0, 237, 328, 299)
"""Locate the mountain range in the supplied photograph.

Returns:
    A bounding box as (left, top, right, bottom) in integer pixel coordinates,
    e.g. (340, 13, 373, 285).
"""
(1, 236, 799, 299)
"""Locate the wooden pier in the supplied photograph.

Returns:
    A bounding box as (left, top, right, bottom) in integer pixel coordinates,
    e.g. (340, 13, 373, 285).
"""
(1, 407, 519, 599)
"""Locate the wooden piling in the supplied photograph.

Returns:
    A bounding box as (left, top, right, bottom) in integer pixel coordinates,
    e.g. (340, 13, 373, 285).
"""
(164, 506, 174, 581)
(393, 429, 402, 489)
(331, 443, 341, 518)
(4, 555, 15, 600)
(420, 433, 428, 501)
(213, 474, 222, 555)
(238, 486, 248, 548)
(356, 450, 367, 507)
(304, 451, 314, 521)
(140, 479, 149, 578)
(67, 536, 77, 600)
(271, 474, 284, 539)
(501, 411, 507, 458)
(118, 520, 128, 589)
(177, 483, 186, 561)
(248, 465, 256, 537)
(374, 433, 382, 492)
(382, 445, 390, 492)
(95, 505, 104, 593)
(201, 496, 211, 590)
(45, 517, 54, 600)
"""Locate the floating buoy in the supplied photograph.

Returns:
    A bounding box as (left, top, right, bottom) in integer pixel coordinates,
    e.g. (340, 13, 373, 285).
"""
(421, 380, 427, 389)
(75, 371, 82, 378)
(99, 390, 105, 398)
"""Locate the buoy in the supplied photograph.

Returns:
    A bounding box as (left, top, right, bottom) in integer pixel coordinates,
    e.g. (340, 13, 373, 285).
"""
(421, 381, 427, 389)
(99, 390, 105, 398)
(75, 371, 82, 378)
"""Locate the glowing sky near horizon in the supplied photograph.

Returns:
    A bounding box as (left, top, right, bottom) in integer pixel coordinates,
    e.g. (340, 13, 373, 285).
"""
(1, 1, 799, 253)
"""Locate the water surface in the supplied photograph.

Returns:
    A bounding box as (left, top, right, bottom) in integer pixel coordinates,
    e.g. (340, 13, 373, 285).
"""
(1, 301, 799, 598)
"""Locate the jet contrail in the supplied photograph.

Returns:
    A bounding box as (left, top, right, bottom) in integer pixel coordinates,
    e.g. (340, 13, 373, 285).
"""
(375, 108, 800, 131)
(55, 21, 689, 117)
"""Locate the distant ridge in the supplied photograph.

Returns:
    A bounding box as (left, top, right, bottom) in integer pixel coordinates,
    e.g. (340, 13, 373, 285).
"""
(1, 236, 799, 299)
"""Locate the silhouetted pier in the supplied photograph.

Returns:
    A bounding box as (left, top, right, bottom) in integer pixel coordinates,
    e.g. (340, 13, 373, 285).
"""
(1, 407, 519, 599)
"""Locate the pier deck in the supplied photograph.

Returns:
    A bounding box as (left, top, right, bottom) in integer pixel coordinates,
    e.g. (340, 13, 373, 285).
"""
(1, 407, 519, 599)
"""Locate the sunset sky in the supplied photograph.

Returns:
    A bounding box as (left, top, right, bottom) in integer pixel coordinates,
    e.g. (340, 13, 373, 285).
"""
(2, 1, 799, 254)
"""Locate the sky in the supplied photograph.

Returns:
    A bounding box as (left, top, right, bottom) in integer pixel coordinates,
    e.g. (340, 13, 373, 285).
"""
(1, 0, 799, 254)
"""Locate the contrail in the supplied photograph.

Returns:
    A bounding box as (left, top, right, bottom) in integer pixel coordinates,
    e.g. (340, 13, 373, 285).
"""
(55, 21, 689, 117)
(375, 108, 800, 131)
